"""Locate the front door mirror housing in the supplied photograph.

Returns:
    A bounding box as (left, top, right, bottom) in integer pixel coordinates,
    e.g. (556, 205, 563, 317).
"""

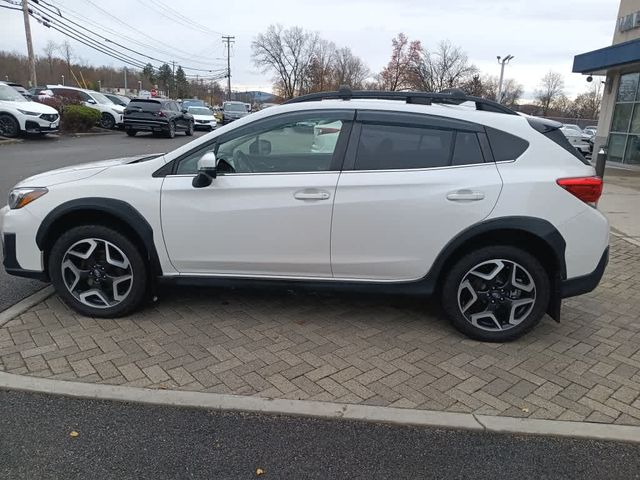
(192, 152, 217, 188)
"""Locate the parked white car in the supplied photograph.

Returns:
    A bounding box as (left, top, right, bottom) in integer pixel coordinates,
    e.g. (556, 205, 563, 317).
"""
(560, 126, 592, 155)
(188, 106, 217, 131)
(0, 81, 60, 137)
(0, 88, 609, 342)
(47, 85, 125, 129)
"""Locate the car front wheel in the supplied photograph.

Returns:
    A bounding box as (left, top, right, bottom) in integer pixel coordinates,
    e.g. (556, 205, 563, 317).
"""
(126, 130, 137, 137)
(100, 113, 116, 130)
(441, 246, 550, 342)
(185, 121, 194, 136)
(48, 225, 148, 318)
(0, 113, 20, 138)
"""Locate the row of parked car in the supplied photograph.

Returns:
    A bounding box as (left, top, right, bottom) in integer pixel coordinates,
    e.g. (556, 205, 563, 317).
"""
(560, 123, 597, 157)
(0, 79, 254, 139)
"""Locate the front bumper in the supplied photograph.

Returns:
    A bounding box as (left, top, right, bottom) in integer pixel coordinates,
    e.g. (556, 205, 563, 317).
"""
(2, 232, 47, 281)
(561, 247, 609, 298)
(194, 120, 216, 129)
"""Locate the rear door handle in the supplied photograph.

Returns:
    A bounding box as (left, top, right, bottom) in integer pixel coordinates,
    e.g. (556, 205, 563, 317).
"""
(446, 190, 485, 202)
(294, 189, 331, 200)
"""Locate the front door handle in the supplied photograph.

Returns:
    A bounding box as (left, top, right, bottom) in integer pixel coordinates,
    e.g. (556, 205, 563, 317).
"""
(446, 189, 485, 202)
(294, 189, 331, 200)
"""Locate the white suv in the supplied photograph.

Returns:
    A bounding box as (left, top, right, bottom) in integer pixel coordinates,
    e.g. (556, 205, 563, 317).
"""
(47, 85, 125, 129)
(0, 89, 609, 342)
(0, 81, 60, 137)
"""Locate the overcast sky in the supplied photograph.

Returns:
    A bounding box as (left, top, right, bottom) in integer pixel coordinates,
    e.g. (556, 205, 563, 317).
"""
(1, 0, 619, 100)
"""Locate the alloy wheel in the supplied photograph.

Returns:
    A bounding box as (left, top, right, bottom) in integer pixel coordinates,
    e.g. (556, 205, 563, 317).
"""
(457, 259, 536, 332)
(0, 114, 19, 137)
(61, 238, 133, 309)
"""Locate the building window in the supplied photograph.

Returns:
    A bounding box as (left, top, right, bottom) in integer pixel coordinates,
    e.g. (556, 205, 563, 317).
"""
(609, 72, 640, 164)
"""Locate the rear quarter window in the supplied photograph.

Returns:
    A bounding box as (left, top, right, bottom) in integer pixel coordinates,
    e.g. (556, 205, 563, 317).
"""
(486, 127, 529, 161)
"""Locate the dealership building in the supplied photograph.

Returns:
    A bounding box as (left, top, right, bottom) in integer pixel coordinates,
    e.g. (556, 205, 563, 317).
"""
(573, 0, 640, 164)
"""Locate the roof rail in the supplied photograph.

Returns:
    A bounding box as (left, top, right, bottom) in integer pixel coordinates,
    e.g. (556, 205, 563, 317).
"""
(284, 86, 518, 115)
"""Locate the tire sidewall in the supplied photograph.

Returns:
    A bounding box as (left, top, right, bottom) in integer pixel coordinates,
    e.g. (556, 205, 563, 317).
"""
(441, 245, 550, 342)
(167, 121, 175, 138)
(100, 113, 115, 130)
(48, 225, 148, 318)
(186, 121, 194, 136)
(0, 113, 20, 138)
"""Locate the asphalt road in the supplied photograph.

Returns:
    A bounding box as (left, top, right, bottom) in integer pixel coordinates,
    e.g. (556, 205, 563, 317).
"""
(1, 389, 639, 480)
(0, 130, 209, 311)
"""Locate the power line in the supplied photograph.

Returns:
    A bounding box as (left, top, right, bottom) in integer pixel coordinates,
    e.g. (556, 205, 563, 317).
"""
(32, 1, 225, 72)
(71, 0, 222, 67)
(135, 0, 226, 37)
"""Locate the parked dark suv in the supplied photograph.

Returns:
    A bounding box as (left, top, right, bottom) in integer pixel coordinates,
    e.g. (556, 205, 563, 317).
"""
(221, 101, 249, 124)
(124, 99, 194, 138)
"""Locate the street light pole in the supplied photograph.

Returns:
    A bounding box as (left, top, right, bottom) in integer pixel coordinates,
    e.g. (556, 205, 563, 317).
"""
(497, 54, 514, 103)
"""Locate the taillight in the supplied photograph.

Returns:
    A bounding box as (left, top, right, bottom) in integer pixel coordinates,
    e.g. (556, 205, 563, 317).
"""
(556, 176, 603, 205)
(154, 111, 166, 117)
(316, 127, 340, 135)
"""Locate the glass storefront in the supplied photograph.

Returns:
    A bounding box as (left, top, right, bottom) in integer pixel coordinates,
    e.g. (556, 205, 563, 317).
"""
(609, 72, 640, 164)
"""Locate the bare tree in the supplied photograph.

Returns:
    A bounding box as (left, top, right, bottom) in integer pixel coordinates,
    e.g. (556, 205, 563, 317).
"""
(572, 82, 603, 119)
(303, 39, 336, 93)
(482, 75, 523, 107)
(42, 40, 58, 77)
(58, 40, 74, 80)
(331, 47, 369, 89)
(426, 41, 478, 91)
(379, 33, 414, 91)
(252, 25, 319, 99)
(535, 71, 565, 116)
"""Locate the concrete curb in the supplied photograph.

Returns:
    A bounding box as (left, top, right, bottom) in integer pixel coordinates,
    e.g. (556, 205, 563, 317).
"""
(0, 138, 24, 146)
(0, 286, 55, 328)
(610, 230, 640, 248)
(1, 371, 638, 443)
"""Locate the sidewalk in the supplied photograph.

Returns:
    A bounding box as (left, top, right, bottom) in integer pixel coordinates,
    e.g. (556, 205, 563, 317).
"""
(601, 169, 640, 243)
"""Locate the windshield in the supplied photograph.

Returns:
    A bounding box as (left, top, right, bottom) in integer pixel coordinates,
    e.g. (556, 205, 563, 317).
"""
(224, 103, 247, 112)
(92, 92, 114, 105)
(0, 84, 29, 102)
(189, 107, 212, 115)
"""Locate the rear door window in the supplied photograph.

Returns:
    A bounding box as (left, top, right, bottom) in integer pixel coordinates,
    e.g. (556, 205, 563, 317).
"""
(452, 131, 485, 166)
(355, 124, 454, 170)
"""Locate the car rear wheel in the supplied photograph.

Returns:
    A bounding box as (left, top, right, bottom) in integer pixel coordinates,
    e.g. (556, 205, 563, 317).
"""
(185, 121, 194, 136)
(99, 113, 116, 130)
(0, 113, 20, 138)
(166, 121, 176, 138)
(126, 130, 137, 137)
(441, 246, 550, 342)
(48, 225, 148, 318)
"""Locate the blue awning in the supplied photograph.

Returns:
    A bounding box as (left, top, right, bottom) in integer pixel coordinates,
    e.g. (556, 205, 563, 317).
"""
(573, 38, 640, 74)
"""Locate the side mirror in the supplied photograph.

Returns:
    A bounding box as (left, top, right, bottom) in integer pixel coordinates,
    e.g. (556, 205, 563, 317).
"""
(87, 99, 97, 104)
(192, 152, 217, 188)
(182, 108, 188, 114)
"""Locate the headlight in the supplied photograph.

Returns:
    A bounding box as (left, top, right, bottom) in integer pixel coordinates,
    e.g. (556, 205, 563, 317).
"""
(17, 109, 40, 116)
(8, 187, 48, 209)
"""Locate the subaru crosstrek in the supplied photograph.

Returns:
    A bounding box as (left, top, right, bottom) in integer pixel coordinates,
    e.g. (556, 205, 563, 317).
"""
(0, 89, 609, 342)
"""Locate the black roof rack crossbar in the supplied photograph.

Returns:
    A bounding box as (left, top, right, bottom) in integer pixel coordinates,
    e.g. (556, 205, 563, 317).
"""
(283, 87, 518, 115)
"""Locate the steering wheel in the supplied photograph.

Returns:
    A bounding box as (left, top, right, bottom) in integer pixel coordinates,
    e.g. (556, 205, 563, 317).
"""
(233, 150, 253, 173)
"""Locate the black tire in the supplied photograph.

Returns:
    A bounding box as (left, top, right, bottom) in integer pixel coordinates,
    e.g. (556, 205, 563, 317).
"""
(165, 121, 176, 138)
(126, 130, 137, 137)
(100, 112, 116, 130)
(185, 121, 194, 136)
(48, 225, 148, 318)
(441, 245, 550, 342)
(0, 113, 20, 138)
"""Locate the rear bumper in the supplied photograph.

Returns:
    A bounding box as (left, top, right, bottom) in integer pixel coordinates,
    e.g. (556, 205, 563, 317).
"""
(124, 119, 170, 132)
(561, 247, 608, 298)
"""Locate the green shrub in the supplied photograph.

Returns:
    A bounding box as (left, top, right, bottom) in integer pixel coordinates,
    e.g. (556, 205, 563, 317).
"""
(61, 105, 100, 133)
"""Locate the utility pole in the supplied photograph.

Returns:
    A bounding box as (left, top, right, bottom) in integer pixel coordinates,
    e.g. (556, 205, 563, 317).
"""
(123, 66, 128, 93)
(222, 35, 235, 101)
(22, 0, 37, 87)
(496, 55, 514, 104)
(171, 61, 176, 98)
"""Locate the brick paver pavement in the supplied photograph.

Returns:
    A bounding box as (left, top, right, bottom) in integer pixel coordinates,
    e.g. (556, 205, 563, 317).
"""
(1, 236, 639, 425)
